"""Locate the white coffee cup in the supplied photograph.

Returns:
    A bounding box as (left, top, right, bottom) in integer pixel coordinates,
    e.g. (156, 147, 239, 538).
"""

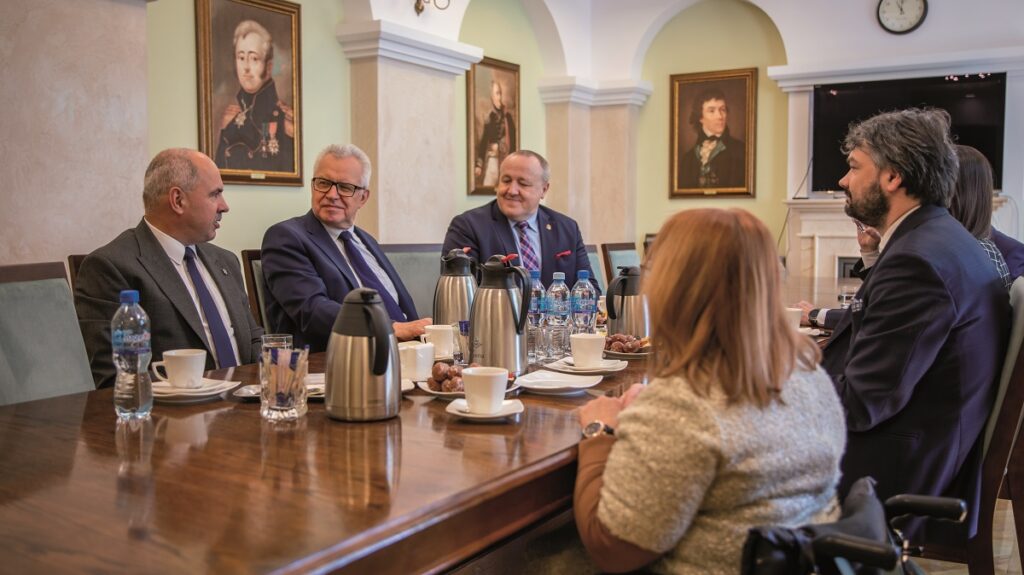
(784, 307, 803, 331)
(399, 341, 435, 381)
(422, 324, 454, 358)
(151, 349, 207, 389)
(462, 366, 508, 415)
(570, 333, 606, 368)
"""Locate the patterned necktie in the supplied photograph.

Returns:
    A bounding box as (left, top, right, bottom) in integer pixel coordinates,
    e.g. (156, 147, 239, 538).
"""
(183, 248, 237, 368)
(515, 220, 540, 272)
(339, 230, 406, 322)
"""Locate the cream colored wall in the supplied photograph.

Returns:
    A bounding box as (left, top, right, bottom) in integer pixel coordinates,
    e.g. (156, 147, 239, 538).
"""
(146, 0, 349, 257)
(636, 0, 788, 242)
(0, 0, 148, 266)
(455, 0, 547, 215)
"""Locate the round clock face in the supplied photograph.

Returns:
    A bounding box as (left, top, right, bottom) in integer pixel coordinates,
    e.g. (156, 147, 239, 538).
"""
(877, 0, 928, 34)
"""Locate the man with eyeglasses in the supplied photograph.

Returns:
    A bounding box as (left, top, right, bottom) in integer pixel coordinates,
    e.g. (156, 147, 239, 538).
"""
(75, 149, 264, 388)
(261, 144, 430, 352)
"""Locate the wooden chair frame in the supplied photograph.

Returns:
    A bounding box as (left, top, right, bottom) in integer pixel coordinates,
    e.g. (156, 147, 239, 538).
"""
(600, 242, 639, 284)
(240, 249, 265, 329)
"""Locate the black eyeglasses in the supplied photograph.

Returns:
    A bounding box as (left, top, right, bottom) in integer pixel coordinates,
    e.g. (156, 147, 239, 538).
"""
(312, 177, 366, 197)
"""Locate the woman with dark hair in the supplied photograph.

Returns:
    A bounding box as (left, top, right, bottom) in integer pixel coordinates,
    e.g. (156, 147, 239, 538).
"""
(573, 208, 846, 574)
(950, 144, 1013, 289)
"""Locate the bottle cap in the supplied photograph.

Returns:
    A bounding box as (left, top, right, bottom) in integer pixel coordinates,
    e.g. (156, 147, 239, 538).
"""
(578, 270, 590, 280)
(529, 269, 540, 279)
(119, 290, 139, 304)
(553, 272, 565, 280)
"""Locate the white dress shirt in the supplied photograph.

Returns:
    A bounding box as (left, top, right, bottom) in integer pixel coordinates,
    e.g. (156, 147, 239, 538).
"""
(144, 219, 240, 366)
(321, 223, 401, 304)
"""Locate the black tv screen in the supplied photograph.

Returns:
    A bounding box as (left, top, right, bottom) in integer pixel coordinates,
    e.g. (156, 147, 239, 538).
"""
(812, 73, 1005, 192)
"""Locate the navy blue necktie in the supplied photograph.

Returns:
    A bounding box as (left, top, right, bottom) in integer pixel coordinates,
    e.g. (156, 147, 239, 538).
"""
(183, 248, 237, 368)
(339, 231, 406, 322)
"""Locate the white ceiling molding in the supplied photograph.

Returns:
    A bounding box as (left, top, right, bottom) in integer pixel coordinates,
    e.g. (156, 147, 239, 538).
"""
(336, 19, 483, 76)
(768, 46, 1024, 91)
(538, 77, 653, 107)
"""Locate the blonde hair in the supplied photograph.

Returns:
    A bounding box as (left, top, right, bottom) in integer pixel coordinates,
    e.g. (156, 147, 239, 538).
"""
(645, 208, 820, 407)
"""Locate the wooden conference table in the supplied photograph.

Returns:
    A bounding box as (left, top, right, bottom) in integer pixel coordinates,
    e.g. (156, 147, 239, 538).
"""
(0, 276, 851, 574)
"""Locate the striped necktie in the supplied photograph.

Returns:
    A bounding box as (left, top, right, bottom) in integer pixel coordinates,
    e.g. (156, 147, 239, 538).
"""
(515, 220, 540, 272)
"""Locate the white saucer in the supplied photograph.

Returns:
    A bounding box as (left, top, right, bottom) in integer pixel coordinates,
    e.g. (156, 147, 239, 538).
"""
(516, 371, 602, 395)
(154, 378, 238, 403)
(562, 358, 621, 369)
(543, 358, 628, 375)
(415, 380, 520, 400)
(604, 348, 651, 360)
(446, 398, 524, 421)
(798, 327, 823, 337)
(233, 379, 413, 400)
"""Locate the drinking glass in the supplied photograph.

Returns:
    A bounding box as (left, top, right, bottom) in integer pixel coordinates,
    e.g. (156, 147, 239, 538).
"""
(837, 285, 857, 309)
(260, 345, 308, 422)
(260, 334, 292, 382)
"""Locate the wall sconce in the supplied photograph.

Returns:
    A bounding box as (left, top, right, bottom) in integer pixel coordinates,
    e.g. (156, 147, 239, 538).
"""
(415, 0, 450, 16)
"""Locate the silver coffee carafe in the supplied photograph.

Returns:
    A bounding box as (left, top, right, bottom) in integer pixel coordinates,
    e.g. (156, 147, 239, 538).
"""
(432, 248, 477, 326)
(325, 288, 401, 421)
(606, 266, 650, 338)
(468, 255, 531, 376)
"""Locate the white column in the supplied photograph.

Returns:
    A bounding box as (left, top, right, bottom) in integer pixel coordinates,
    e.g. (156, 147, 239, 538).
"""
(337, 20, 482, 241)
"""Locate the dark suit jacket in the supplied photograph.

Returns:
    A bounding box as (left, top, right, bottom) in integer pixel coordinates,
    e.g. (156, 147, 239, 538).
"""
(678, 132, 745, 189)
(992, 227, 1024, 279)
(442, 200, 597, 291)
(821, 205, 1010, 543)
(74, 220, 263, 388)
(261, 211, 418, 352)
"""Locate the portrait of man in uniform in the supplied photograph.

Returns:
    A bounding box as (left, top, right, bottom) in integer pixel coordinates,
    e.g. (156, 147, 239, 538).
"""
(197, 0, 302, 185)
(468, 57, 519, 195)
(671, 68, 756, 197)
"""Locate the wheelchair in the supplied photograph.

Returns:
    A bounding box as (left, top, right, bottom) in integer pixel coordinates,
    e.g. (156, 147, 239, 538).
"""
(741, 477, 967, 575)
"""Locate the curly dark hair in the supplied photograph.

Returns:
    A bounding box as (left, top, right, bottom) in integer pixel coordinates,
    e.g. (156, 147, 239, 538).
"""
(841, 108, 959, 207)
(688, 88, 728, 134)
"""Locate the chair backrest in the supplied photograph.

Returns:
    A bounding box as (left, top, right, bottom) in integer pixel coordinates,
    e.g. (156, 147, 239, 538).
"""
(643, 233, 657, 255)
(600, 242, 641, 284)
(240, 249, 267, 329)
(67, 254, 87, 291)
(585, 244, 606, 293)
(0, 262, 93, 405)
(379, 244, 443, 319)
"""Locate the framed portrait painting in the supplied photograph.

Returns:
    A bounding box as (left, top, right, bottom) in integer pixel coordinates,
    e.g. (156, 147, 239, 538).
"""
(196, 0, 302, 185)
(467, 57, 520, 195)
(670, 68, 757, 198)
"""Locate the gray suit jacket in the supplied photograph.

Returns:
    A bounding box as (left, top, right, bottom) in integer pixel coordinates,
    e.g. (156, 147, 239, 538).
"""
(74, 220, 263, 388)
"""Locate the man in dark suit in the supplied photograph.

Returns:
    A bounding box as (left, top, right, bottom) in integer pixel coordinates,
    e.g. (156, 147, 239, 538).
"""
(443, 150, 596, 290)
(261, 144, 430, 352)
(75, 149, 263, 388)
(678, 88, 745, 189)
(814, 109, 1010, 546)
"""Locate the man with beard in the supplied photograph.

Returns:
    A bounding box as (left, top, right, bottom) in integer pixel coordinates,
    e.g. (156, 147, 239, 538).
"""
(215, 20, 295, 173)
(798, 108, 1009, 548)
(678, 88, 744, 189)
(75, 149, 263, 387)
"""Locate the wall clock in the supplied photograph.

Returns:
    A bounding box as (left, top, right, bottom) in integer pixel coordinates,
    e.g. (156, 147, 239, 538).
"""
(877, 0, 927, 34)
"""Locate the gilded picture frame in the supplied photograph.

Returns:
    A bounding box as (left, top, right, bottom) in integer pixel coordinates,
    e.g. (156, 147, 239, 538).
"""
(196, 0, 303, 186)
(467, 57, 520, 196)
(670, 68, 756, 198)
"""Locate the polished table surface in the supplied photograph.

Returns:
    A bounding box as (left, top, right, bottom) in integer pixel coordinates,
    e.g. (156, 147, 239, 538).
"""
(0, 275, 852, 573)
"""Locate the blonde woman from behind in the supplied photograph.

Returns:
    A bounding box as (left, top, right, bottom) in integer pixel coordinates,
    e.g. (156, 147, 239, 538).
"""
(574, 208, 847, 574)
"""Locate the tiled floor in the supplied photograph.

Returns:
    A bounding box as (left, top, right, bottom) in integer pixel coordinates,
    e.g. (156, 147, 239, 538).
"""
(914, 500, 1021, 574)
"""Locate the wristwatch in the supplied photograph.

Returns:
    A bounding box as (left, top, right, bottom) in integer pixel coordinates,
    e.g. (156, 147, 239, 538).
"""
(582, 420, 615, 439)
(808, 309, 821, 328)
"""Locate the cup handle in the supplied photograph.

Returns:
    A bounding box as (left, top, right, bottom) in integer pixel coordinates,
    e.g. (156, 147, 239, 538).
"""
(420, 334, 429, 344)
(151, 361, 169, 382)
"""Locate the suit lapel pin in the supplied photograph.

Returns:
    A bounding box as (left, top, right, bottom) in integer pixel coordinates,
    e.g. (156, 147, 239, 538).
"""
(546, 224, 552, 231)
(221, 268, 229, 276)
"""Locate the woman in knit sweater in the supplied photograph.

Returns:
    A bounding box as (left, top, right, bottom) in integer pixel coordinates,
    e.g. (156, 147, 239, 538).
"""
(574, 208, 847, 574)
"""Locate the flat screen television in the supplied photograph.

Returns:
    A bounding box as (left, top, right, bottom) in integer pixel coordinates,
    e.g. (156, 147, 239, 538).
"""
(812, 73, 1005, 192)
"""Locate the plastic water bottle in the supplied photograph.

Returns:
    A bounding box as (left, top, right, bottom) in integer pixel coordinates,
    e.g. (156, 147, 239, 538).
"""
(112, 290, 153, 420)
(527, 270, 547, 364)
(545, 272, 571, 358)
(571, 270, 597, 334)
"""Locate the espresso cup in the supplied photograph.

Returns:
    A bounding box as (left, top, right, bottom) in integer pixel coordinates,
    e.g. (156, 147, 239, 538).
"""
(784, 307, 803, 331)
(570, 333, 606, 368)
(151, 349, 207, 389)
(462, 366, 508, 415)
(399, 342, 435, 381)
(422, 324, 454, 358)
